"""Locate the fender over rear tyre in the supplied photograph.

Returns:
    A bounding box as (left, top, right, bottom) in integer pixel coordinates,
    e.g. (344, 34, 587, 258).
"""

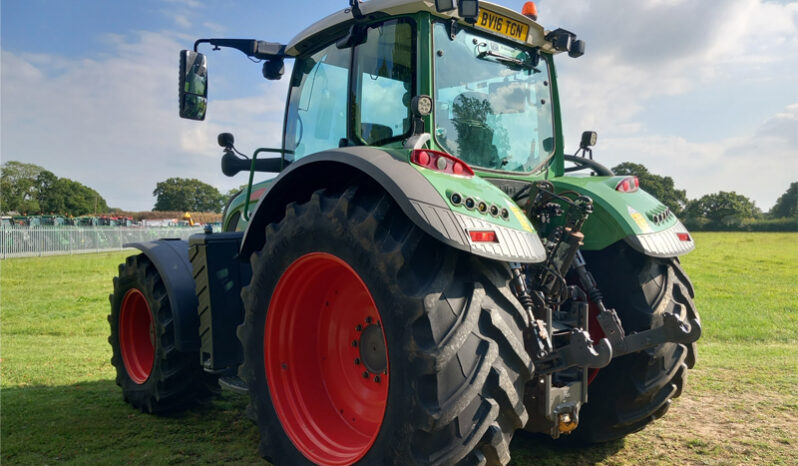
(108, 253, 217, 413)
(238, 185, 534, 465)
(574, 242, 699, 442)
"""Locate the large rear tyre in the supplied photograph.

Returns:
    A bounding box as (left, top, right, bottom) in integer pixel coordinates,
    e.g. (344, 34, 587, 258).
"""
(574, 242, 699, 442)
(238, 185, 534, 465)
(108, 254, 216, 413)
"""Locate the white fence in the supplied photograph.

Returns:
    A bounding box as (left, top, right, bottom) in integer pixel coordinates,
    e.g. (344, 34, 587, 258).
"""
(0, 226, 205, 259)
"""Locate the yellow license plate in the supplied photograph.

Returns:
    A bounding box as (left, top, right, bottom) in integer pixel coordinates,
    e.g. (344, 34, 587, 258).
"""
(475, 8, 529, 42)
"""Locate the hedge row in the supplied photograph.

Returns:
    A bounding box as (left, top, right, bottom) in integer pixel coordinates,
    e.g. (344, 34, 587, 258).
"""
(683, 217, 798, 232)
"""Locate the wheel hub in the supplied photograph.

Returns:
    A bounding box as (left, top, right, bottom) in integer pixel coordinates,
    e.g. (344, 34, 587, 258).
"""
(359, 323, 387, 375)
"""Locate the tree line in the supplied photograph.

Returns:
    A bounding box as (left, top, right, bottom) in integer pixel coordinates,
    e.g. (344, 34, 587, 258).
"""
(613, 163, 796, 231)
(0, 161, 109, 216)
(2, 160, 796, 230)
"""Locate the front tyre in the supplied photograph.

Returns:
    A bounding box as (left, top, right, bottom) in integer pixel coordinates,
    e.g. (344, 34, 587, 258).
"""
(108, 254, 216, 413)
(238, 185, 534, 465)
(574, 243, 699, 442)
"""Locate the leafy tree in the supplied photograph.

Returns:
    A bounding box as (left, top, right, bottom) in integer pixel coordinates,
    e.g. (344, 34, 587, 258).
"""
(153, 177, 225, 212)
(1, 161, 43, 213)
(54, 178, 109, 216)
(35, 169, 60, 213)
(1, 160, 109, 216)
(226, 184, 248, 198)
(685, 191, 760, 227)
(769, 182, 798, 219)
(612, 162, 688, 216)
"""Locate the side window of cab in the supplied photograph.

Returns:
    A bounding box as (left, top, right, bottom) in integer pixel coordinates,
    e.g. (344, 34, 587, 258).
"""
(284, 43, 350, 160)
(352, 20, 415, 145)
(284, 19, 415, 161)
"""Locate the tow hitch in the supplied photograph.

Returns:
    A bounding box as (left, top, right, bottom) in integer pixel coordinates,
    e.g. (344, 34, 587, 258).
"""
(572, 251, 702, 358)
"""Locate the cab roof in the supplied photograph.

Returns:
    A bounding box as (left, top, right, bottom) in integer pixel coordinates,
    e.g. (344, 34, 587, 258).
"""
(285, 0, 556, 56)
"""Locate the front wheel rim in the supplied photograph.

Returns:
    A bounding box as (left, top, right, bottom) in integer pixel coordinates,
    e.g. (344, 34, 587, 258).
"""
(265, 252, 389, 465)
(119, 288, 155, 384)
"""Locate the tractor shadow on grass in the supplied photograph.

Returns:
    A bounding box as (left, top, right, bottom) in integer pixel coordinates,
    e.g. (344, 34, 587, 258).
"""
(1, 380, 262, 464)
(2, 379, 623, 465)
(508, 430, 625, 465)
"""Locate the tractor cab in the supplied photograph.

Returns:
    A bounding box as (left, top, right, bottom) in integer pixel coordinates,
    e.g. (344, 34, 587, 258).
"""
(179, 0, 585, 176)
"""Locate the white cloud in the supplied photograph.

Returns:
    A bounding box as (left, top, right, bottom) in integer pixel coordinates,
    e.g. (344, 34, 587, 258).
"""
(537, 0, 798, 208)
(162, 0, 202, 8)
(596, 103, 798, 208)
(173, 14, 192, 29)
(2, 0, 796, 213)
(1, 31, 289, 210)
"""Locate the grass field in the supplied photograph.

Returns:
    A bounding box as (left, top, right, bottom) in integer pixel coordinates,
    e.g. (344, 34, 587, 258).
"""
(2, 232, 796, 464)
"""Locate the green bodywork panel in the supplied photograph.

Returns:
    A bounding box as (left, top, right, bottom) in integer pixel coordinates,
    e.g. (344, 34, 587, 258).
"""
(551, 176, 677, 250)
(405, 152, 537, 234)
(223, 179, 274, 232)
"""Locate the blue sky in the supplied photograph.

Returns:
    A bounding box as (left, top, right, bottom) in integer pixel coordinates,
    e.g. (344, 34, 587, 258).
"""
(2, 0, 796, 211)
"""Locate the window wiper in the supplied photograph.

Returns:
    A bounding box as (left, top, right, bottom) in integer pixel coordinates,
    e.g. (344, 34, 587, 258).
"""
(476, 49, 539, 72)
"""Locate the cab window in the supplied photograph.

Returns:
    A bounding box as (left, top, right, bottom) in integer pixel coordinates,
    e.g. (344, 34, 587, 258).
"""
(284, 43, 350, 160)
(285, 19, 415, 160)
(352, 20, 415, 145)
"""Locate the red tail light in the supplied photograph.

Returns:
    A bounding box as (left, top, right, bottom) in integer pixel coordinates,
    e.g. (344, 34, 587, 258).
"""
(469, 230, 498, 243)
(615, 176, 639, 193)
(411, 150, 474, 177)
(677, 232, 691, 242)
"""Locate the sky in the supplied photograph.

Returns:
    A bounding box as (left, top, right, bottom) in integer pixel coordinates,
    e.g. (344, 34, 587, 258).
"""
(1, 0, 796, 211)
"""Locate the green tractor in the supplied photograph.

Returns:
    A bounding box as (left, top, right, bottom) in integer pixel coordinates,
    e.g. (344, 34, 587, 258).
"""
(109, 1, 700, 464)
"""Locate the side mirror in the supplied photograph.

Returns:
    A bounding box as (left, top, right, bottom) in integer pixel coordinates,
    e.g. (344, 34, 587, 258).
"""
(179, 50, 208, 120)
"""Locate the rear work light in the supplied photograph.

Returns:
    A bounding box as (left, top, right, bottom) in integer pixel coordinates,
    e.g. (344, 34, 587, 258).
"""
(469, 230, 498, 243)
(615, 176, 639, 193)
(411, 149, 474, 177)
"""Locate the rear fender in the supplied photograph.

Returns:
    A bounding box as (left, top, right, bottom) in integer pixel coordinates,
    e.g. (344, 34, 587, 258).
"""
(552, 176, 695, 258)
(240, 147, 546, 263)
(124, 239, 200, 352)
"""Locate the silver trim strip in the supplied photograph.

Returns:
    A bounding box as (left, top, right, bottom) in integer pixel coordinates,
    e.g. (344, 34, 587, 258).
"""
(624, 221, 695, 258)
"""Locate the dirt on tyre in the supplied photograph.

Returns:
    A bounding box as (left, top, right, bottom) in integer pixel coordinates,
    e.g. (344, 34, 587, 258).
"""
(109, 253, 217, 413)
(238, 184, 534, 465)
(573, 242, 699, 443)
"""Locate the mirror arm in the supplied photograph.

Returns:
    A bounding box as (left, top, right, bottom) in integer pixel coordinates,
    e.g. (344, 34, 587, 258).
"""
(194, 38, 286, 60)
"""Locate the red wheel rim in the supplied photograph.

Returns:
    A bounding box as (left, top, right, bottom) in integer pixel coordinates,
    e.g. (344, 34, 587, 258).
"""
(265, 253, 389, 465)
(119, 288, 155, 384)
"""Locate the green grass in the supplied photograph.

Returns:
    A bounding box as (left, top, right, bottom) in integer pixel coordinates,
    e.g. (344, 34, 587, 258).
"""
(682, 232, 798, 343)
(2, 233, 797, 464)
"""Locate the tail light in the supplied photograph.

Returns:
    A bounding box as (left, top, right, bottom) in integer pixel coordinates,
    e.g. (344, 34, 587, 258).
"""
(677, 232, 691, 242)
(615, 176, 639, 193)
(469, 230, 498, 243)
(411, 149, 474, 177)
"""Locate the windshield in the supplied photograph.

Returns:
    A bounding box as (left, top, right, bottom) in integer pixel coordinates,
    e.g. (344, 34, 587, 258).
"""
(433, 23, 555, 173)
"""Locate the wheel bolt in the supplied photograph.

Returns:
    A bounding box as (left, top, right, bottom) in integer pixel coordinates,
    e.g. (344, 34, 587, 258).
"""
(356, 324, 362, 331)
(354, 358, 360, 365)
(374, 375, 381, 383)
(366, 316, 373, 324)
(363, 371, 369, 378)
(352, 340, 358, 347)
